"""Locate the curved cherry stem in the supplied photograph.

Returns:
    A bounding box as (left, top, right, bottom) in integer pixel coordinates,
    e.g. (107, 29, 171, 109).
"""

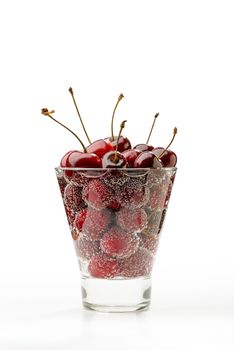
(114, 120, 127, 162)
(41, 108, 87, 152)
(68, 87, 92, 144)
(111, 93, 124, 141)
(158, 127, 177, 158)
(146, 112, 159, 144)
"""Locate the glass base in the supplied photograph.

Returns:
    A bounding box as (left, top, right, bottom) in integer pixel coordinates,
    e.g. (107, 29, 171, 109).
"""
(81, 276, 151, 313)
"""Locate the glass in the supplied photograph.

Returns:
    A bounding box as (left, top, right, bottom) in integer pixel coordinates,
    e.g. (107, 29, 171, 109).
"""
(55, 167, 176, 312)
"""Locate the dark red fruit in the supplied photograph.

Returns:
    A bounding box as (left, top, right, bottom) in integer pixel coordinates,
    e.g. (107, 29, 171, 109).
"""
(134, 151, 162, 168)
(74, 209, 88, 232)
(133, 144, 154, 152)
(117, 182, 150, 209)
(83, 208, 111, 241)
(88, 253, 121, 278)
(122, 149, 141, 167)
(116, 208, 147, 233)
(102, 151, 128, 168)
(103, 170, 128, 189)
(152, 147, 177, 167)
(106, 135, 131, 152)
(146, 184, 164, 211)
(87, 139, 114, 159)
(121, 248, 153, 278)
(75, 235, 99, 260)
(139, 233, 159, 255)
(66, 150, 102, 168)
(60, 150, 74, 167)
(82, 179, 115, 210)
(100, 226, 139, 259)
(64, 184, 83, 213)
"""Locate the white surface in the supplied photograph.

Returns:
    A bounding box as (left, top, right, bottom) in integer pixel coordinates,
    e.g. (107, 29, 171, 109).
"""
(0, 0, 234, 349)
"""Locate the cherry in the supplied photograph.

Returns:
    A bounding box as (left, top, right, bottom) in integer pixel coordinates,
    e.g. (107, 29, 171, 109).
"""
(82, 179, 115, 210)
(75, 235, 99, 260)
(108, 135, 131, 152)
(146, 184, 164, 211)
(121, 248, 153, 278)
(41, 109, 101, 169)
(134, 151, 162, 168)
(64, 184, 84, 213)
(152, 127, 178, 167)
(66, 151, 101, 168)
(122, 149, 141, 167)
(117, 181, 150, 209)
(87, 139, 114, 159)
(102, 121, 128, 168)
(152, 147, 177, 167)
(116, 208, 147, 233)
(82, 208, 111, 241)
(74, 209, 88, 232)
(102, 151, 127, 168)
(60, 150, 74, 167)
(100, 226, 139, 259)
(88, 253, 121, 278)
(133, 144, 154, 152)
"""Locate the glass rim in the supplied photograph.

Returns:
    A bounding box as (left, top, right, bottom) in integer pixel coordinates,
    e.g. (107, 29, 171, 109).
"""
(55, 166, 177, 172)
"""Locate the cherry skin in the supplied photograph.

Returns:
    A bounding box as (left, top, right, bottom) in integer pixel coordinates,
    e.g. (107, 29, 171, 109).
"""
(122, 149, 141, 167)
(60, 150, 75, 167)
(134, 151, 162, 168)
(105, 135, 131, 152)
(133, 144, 154, 152)
(87, 139, 114, 159)
(66, 150, 102, 168)
(102, 151, 128, 168)
(152, 147, 177, 167)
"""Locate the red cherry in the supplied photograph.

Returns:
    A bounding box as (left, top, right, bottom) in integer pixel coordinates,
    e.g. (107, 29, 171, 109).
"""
(102, 151, 127, 168)
(106, 135, 131, 152)
(116, 208, 147, 233)
(82, 208, 111, 241)
(64, 184, 83, 213)
(74, 209, 88, 232)
(87, 139, 114, 159)
(88, 253, 121, 278)
(67, 151, 102, 168)
(122, 149, 141, 167)
(146, 184, 164, 211)
(75, 235, 100, 260)
(103, 169, 128, 189)
(82, 179, 115, 210)
(133, 144, 154, 152)
(60, 150, 74, 167)
(121, 248, 153, 278)
(100, 226, 139, 259)
(117, 181, 150, 209)
(152, 147, 177, 167)
(134, 151, 162, 168)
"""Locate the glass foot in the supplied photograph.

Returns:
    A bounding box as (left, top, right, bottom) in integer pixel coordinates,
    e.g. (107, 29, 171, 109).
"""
(81, 276, 151, 313)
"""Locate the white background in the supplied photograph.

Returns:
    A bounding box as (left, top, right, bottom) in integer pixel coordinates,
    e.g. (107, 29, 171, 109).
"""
(0, 1, 234, 349)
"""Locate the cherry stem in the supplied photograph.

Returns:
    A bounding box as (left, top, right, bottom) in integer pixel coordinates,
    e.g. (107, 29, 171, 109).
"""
(146, 112, 159, 144)
(114, 120, 127, 162)
(158, 127, 177, 158)
(41, 108, 87, 153)
(111, 93, 124, 141)
(68, 87, 92, 144)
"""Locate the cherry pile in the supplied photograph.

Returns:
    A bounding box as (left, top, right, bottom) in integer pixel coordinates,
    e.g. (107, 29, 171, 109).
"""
(57, 167, 174, 278)
(43, 88, 178, 279)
